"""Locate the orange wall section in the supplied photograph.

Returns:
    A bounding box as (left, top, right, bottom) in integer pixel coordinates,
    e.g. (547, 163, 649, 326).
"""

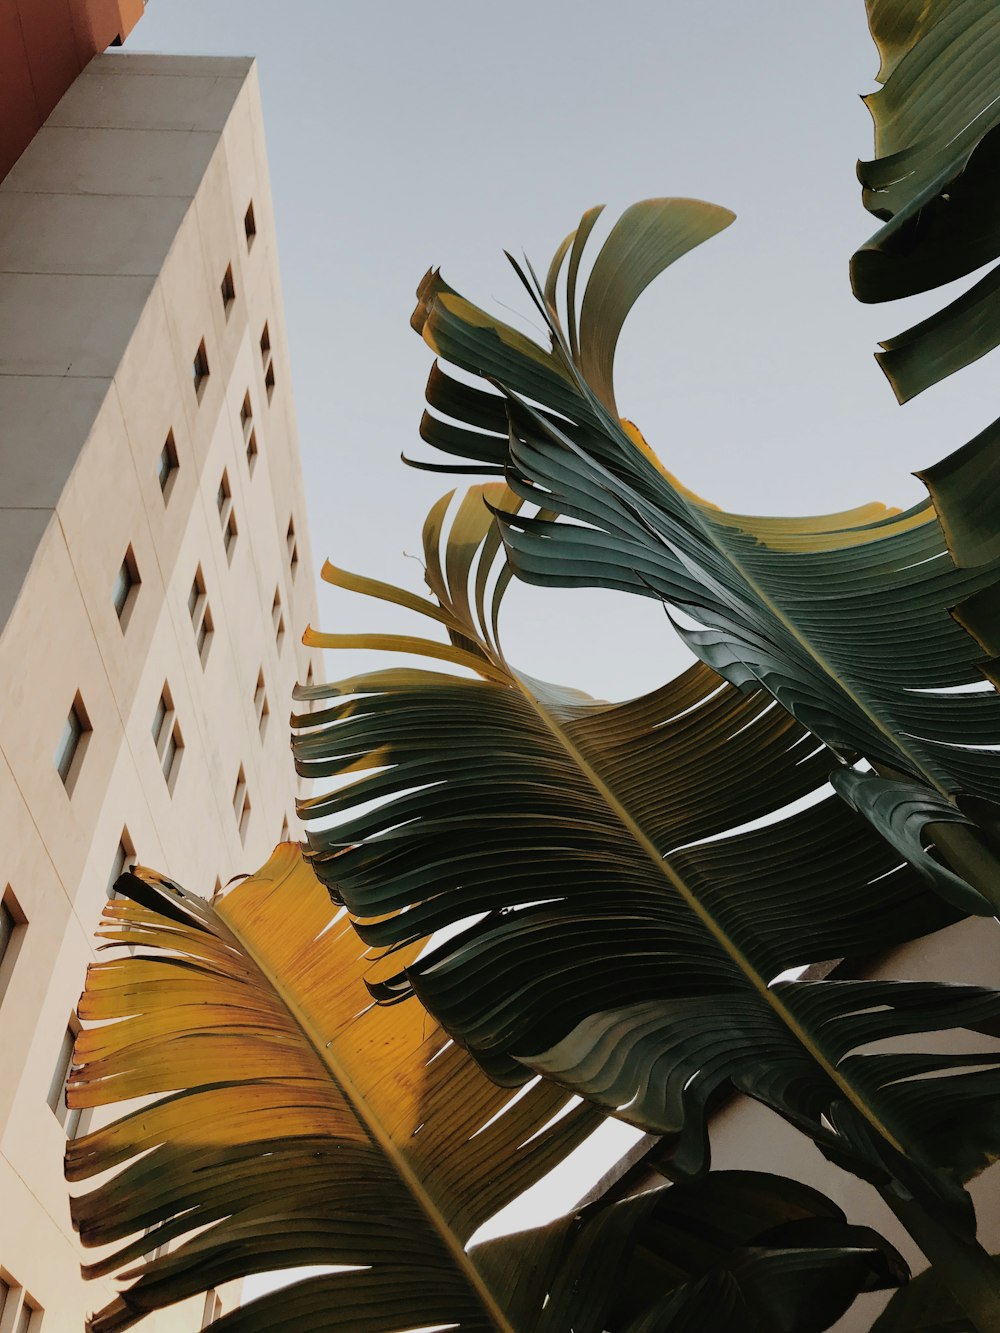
(0, 0, 145, 180)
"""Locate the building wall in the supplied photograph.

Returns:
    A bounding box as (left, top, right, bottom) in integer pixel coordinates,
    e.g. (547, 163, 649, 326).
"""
(0, 0, 145, 182)
(0, 54, 319, 1329)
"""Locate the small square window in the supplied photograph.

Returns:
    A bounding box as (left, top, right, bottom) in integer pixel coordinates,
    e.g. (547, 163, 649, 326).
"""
(107, 829, 135, 899)
(246, 428, 258, 472)
(15, 1294, 42, 1333)
(224, 511, 238, 559)
(197, 603, 214, 662)
(254, 670, 269, 738)
(286, 518, 299, 578)
(232, 767, 251, 843)
(47, 1022, 86, 1138)
(220, 263, 236, 317)
(152, 685, 183, 790)
(192, 339, 210, 398)
(0, 886, 27, 1005)
(272, 590, 285, 651)
(189, 567, 214, 665)
(260, 322, 270, 367)
(55, 693, 91, 793)
(158, 429, 179, 499)
(112, 545, 140, 627)
(244, 202, 256, 249)
(143, 1226, 168, 1261)
(264, 360, 275, 401)
(217, 471, 238, 559)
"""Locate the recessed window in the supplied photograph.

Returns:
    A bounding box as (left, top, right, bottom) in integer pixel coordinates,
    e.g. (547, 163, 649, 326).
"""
(260, 322, 270, 367)
(0, 887, 26, 1005)
(18, 1296, 42, 1333)
(241, 391, 258, 472)
(188, 566, 214, 665)
(286, 517, 298, 576)
(112, 545, 140, 628)
(272, 589, 285, 651)
(55, 693, 91, 793)
(217, 470, 238, 559)
(152, 685, 183, 790)
(232, 767, 251, 843)
(244, 201, 256, 249)
(192, 339, 210, 398)
(202, 1289, 223, 1327)
(158, 429, 179, 500)
(254, 670, 269, 738)
(1, 1284, 43, 1333)
(220, 263, 236, 317)
(264, 360, 275, 401)
(143, 1227, 168, 1261)
(107, 829, 135, 899)
(47, 1022, 86, 1138)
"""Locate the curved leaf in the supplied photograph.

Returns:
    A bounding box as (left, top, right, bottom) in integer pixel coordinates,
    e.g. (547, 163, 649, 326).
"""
(69, 847, 596, 1331)
(295, 486, 1000, 1258)
(408, 199, 1000, 916)
(851, 2, 1000, 398)
(473, 1172, 906, 1333)
(68, 853, 901, 1332)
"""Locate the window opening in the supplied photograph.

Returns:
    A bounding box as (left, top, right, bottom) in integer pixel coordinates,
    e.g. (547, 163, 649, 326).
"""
(232, 767, 251, 843)
(112, 546, 140, 627)
(152, 685, 183, 789)
(220, 263, 236, 317)
(55, 694, 91, 793)
(158, 429, 179, 499)
(107, 829, 135, 899)
(254, 670, 269, 738)
(192, 339, 210, 398)
(189, 567, 214, 665)
(217, 470, 238, 559)
(272, 589, 285, 651)
(47, 1023, 85, 1138)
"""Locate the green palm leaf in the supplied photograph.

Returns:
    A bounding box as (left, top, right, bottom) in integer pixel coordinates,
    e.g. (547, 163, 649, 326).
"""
(407, 195, 1000, 914)
(295, 482, 1000, 1305)
(68, 848, 901, 1332)
(852, 0, 1000, 401)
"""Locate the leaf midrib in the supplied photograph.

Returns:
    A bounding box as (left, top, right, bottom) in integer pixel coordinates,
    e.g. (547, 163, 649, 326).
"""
(212, 888, 518, 1333)
(507, 667, 910, 1160)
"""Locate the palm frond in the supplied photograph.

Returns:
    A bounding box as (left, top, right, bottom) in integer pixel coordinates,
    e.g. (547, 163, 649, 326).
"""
(295, 485, 1000, 1269)
(852, 0, 1000, 402)
(68, 850, 902, 1333)
(408, 193, 1000, 914)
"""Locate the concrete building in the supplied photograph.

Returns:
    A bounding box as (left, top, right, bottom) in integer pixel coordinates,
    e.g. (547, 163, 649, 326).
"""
(0, 52, 319, 1328)
(0, 0, 146, 180)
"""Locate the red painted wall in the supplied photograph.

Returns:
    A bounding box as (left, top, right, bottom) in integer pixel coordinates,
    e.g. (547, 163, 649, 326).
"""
(0, 0, 144, 180)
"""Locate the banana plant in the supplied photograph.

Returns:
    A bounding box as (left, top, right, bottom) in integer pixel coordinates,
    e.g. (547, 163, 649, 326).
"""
(402, 2, 1000, 911)
(67, 847, 904, 1332)
(294, 483, 1000, 1327)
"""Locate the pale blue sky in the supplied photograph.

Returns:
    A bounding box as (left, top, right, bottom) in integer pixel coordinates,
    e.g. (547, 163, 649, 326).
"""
(129, 0, 999, 699)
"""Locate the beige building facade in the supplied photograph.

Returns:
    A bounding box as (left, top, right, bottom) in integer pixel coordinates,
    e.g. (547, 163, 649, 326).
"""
(0, 53, 319, 1329)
